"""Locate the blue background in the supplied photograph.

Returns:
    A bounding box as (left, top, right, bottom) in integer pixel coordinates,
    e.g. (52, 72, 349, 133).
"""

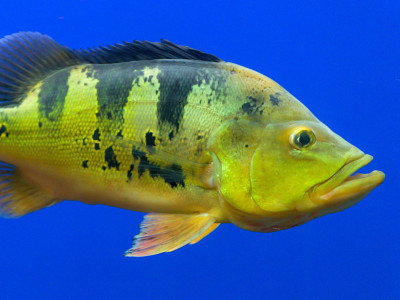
(0, 1, 399, 299)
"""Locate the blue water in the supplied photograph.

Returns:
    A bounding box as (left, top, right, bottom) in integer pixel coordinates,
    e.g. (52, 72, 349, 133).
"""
(0, 1, 399, 299)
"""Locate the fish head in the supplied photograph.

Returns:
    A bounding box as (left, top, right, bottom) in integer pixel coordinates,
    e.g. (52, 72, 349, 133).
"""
(250, 120, 384, 213)
(211, 118, 384, 231)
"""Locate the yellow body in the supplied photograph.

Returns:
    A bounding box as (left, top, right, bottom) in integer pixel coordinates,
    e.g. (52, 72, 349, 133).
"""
(0, 32, 384, 256)
(0, 60, 311, 219)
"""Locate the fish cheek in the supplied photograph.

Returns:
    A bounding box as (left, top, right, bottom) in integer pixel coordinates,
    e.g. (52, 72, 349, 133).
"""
(248, 126, 315, 213)
(208, 118, 264, 215)
(249, 129, 341, 213)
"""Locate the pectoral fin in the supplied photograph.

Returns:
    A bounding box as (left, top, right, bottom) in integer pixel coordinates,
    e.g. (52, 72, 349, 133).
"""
(0, 165, 59, 217)
(125, 213, 218, 257)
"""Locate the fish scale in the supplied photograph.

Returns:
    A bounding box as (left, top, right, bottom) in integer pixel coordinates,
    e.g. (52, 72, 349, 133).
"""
(0, 32, 384, 256)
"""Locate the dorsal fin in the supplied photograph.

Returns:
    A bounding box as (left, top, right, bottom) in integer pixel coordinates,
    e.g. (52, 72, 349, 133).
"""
(73, 39, 222, 64)
(0, 32, 81, 105)
(0, 32, 222, 106)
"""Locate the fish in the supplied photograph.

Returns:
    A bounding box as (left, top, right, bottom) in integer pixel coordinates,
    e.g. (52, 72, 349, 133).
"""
(0, 32, 384, 257)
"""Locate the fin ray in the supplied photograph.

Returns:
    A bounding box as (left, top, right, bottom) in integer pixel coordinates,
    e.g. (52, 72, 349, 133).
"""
(125, 213, 216, 257)
(190, 223, 220, 244)
(0, 164, 59, 218)
(0, 32, 222, 106)
(73, 39, 222, 64)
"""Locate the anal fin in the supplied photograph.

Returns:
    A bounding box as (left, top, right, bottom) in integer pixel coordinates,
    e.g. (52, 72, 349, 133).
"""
(0, 165, 59, 217)
(190, 223, 219, 245)
(125, 213, 217, 257)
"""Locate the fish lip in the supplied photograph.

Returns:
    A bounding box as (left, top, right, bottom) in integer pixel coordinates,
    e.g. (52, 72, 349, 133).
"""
(309, 154, 385, 205)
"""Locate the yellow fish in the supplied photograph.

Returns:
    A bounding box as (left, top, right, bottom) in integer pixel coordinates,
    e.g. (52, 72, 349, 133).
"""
(0, 32, 384, 256)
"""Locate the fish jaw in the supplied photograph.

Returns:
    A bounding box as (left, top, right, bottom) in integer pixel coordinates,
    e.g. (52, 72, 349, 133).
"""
(219, 153, 385, 233)
(308, 154, 385, 208)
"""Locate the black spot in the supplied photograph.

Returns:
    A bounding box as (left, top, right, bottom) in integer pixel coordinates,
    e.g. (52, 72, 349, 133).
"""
(127, 164, 134, 181)
(241, 96, 261, 114)
(38, 69, 70, 122)
(116, 130, 123, 138)
(145, 131, 156, 147)
(86, 69, 94, 78)
(5, 132, 9, 137)
(92, 128, 101, 141)
(38, 122, 42, 128)
(95, 143, 100, 150)
(241, 102, 253, 114)
(168, 130, 174, 140)
(82, 66, 95, 78)
(107, 112, 112, 119)
(83, 137, 87, 145)
(270, 92, 281, 106)
(132, 146, 185, 188)
(248, 96, 258, 102)
(84, 83, 87, 86)
(245, 144, 248, 148)
(105, 146, 120, 170)
(82, 160, 89, 168)
(0, 125, 7, 136)
(102, 166, 106, 171)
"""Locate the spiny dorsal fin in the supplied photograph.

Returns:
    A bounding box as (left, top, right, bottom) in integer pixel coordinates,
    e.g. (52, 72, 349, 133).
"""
(0, 32, 81, 105)
(0, 32, 222, 106)
(73, 39, 222, 64)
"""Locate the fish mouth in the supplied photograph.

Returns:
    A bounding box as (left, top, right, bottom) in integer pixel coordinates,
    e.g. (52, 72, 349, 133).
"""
(309, 154, 385, 206)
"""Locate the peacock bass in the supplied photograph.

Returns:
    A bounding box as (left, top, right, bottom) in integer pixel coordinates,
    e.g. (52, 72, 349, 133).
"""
(0, 32, 384, 256)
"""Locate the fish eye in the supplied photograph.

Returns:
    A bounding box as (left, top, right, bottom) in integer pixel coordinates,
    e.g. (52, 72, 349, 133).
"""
(289, 128, 316, 150)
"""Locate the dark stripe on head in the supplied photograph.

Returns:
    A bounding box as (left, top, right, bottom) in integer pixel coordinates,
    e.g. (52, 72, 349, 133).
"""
(38, 69, 70, 122)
